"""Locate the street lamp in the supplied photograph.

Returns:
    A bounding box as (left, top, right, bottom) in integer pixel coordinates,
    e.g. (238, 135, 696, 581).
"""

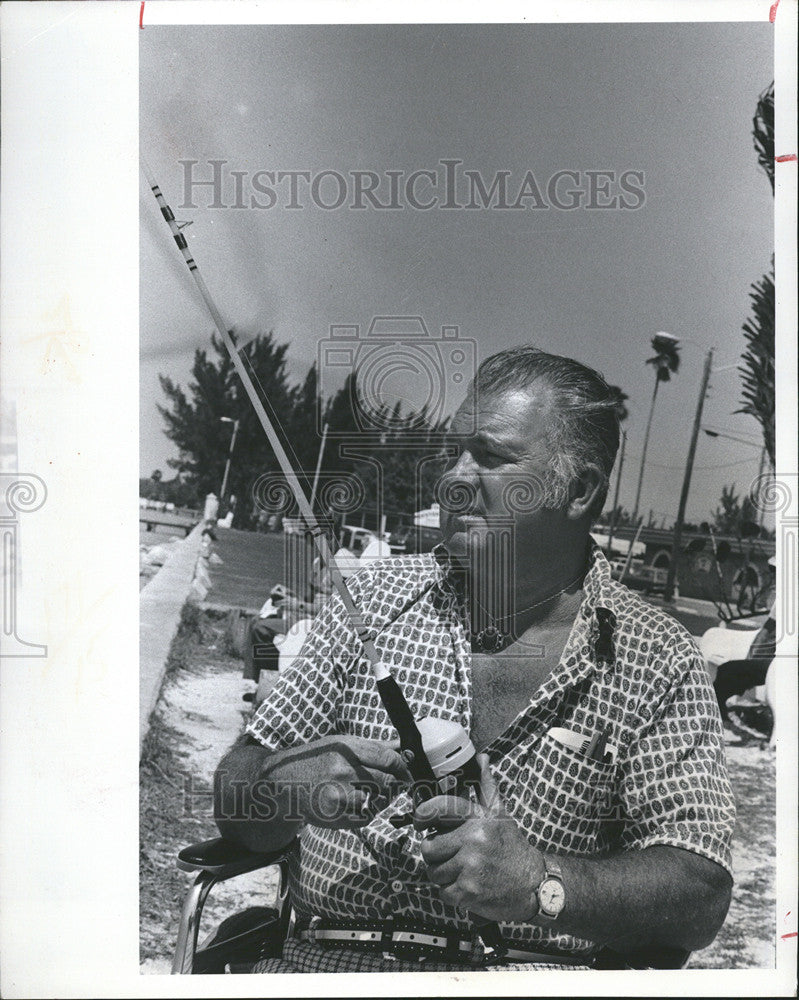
(219, 416, 239, 501)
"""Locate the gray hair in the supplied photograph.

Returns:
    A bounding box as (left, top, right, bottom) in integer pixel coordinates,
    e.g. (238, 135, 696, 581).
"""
(473, 346, 621, 518)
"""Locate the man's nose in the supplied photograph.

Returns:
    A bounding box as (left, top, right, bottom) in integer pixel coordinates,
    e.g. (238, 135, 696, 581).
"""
(449, 448, 478, 477)
(438, 456, 480, 514)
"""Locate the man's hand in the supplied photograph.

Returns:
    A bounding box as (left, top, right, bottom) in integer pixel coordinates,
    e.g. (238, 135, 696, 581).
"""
(261, 734, 412, 830)
(413, 753, 732, 953)
(415, 755, 545, 922)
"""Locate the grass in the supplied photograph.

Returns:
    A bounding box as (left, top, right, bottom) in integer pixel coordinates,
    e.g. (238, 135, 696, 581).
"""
(203, 528, 288, 612)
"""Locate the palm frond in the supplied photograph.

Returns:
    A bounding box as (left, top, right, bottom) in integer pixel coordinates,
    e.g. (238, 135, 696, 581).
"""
(646, 334, 681, 382)
(736, 263, 775, 466)
(607, 385, 629, 423)
(753, 82, 774, 194)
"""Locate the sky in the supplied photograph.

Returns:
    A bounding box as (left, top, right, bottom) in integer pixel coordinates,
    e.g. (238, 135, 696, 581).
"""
(140, 21, 774, 526)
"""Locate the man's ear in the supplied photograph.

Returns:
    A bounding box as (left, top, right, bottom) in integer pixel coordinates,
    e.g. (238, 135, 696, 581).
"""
(566, 464, 604, 521)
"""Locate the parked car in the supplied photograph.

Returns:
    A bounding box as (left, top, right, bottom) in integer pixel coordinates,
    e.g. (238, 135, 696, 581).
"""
(339, 526, 376, 555)
(610, 559, 669, 596)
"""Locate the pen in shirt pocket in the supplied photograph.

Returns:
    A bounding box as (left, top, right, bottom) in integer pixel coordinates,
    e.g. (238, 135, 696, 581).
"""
(586, 724, 615, 764)
(548, 725, 617, 764)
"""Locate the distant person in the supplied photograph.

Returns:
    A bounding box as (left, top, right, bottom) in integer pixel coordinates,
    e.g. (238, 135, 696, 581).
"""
(714, 557, 777, 723)
(242, 585, 291, 700)
(243, 587, 312, 703)
(192, 525, 218, 599)
(204, 493, 220, 523)
(732, 563, 759, 615)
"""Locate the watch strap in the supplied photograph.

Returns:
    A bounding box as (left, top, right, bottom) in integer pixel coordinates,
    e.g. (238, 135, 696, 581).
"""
(544, 855, 563, 881)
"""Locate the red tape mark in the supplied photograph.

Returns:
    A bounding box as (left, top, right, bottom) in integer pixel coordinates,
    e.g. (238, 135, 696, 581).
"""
(781, 932, 797, 939)
(139, 1, 145, 28)
(769, 0, 779, 21)
(775, 154, 798, 163)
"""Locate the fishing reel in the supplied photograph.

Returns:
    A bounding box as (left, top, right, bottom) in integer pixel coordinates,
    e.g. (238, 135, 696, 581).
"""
(389, 716, 507, 958)
(411, 716, 482, 798)
(390, 716, 482, 826)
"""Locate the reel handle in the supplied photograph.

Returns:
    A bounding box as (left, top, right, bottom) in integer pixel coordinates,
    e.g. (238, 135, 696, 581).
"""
(403, 718, 507, 958)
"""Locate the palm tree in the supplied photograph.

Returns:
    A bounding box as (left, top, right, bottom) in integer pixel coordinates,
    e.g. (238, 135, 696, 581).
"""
(608, 386, 629, 424)
(737, 264, 775, 467)
(736, 83, 775, 469)
(631, 332, 680, 526)
(752, 82, 774, 194)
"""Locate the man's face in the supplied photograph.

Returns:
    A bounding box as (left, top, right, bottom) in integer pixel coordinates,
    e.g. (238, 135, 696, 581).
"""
(438, 385, 566, 563)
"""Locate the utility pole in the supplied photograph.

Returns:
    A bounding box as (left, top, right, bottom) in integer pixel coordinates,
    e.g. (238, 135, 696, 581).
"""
(755, 443, 767, 531)
(631, 377, 660, 527)
(605, 429, 626, 558)
(664, 349, 713, 602)
(219, 417, 239, 501)
(309, 422, 329, 509)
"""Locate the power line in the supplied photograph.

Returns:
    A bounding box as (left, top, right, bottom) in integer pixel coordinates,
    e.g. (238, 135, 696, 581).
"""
(623, 453, 760, 472)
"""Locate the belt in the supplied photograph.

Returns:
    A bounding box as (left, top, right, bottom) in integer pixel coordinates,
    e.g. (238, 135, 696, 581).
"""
(295, 917, 588, 967)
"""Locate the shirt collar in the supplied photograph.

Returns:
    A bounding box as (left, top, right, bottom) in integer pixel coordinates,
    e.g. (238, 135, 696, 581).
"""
(580, 537, 627, 622)
(432, 536, 622, 665)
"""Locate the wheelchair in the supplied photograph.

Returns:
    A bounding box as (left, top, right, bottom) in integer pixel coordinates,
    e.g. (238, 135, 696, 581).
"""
(172, 836, 293, 974)
(172, 835, 691, 974)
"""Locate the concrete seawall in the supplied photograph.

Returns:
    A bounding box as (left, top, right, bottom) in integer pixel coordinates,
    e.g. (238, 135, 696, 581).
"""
(139, 522, 203, 753)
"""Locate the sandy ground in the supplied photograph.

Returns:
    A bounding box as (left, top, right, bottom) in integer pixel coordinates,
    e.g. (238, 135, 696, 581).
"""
(139, 615, 280, 974)
(140, 611, 777, 974)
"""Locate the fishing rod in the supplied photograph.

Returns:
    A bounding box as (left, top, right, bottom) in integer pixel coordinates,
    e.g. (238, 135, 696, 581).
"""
(142, 161, 505, 956)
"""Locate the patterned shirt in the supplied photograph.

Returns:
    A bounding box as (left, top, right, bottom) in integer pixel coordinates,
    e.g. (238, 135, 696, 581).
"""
(247, 541, 735, 957)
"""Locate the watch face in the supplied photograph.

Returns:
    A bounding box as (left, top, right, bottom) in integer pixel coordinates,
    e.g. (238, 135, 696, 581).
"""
(539, 877, 565, 916)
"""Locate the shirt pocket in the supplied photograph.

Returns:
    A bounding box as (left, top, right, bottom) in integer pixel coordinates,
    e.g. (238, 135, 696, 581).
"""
(510, 732, 618, 855)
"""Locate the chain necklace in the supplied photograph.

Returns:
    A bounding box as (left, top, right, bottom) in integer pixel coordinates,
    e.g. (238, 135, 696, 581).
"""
(466, 570, 586, 653)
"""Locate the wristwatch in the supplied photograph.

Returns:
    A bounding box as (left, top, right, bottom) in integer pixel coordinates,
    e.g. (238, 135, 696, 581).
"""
(534, 856, 565, 923)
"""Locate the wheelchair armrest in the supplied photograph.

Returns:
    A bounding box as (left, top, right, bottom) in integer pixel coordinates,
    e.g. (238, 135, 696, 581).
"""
(177, 837, 293, 879)
(174, 837, 296, 974)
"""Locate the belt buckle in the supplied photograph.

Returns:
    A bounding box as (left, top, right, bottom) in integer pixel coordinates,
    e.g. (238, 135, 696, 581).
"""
(471, 930, 505, 967)
(380, 920, 396, 961)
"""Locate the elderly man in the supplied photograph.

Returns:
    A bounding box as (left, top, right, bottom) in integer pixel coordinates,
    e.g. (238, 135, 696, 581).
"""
(215, 346, 734, 973)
